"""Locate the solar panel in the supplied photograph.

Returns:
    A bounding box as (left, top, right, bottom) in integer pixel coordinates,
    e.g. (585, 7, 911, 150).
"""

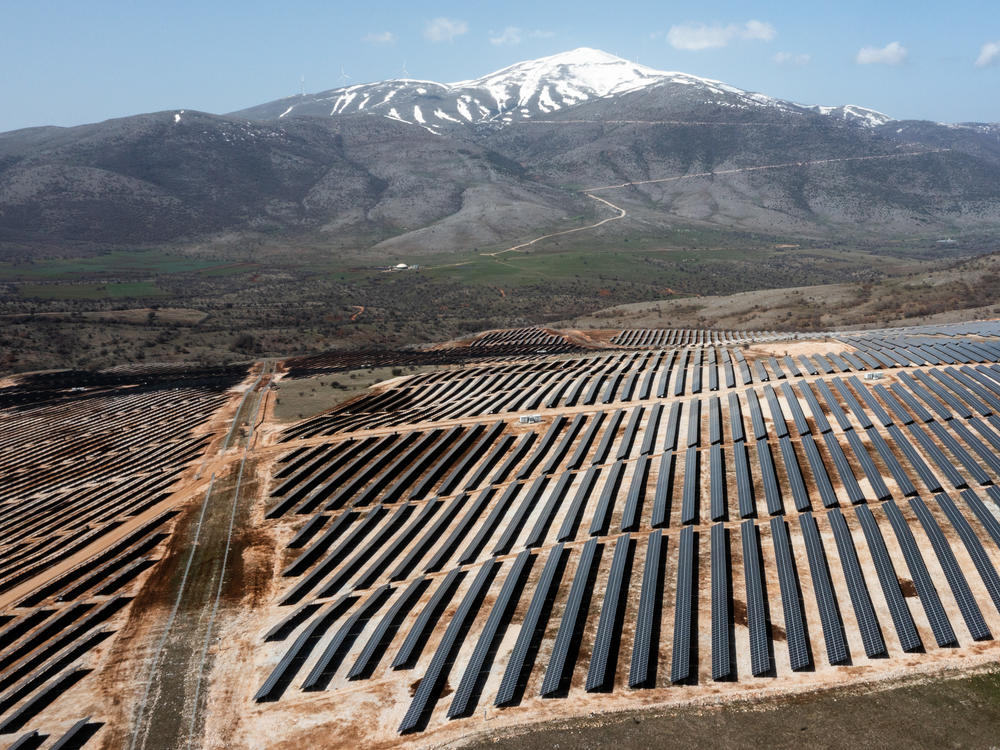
(799, 382, 832, 434)
(844, 430, 891, 503)
(741, 520, 771, 676)
(254, 595, 355, 702)
(800, 435, 838, 508)
(496, 544, 566, 706)
(780, 382, 811, 436)
(827, 508, 887, 658)
(459, 482, 522, 564)
(910, 496, 991, 641)
(686, 398, 702, 447)
(832, 378, 873, 429)
(617, 407, 646, 461)
(540, 414, 588, 475)
(525, 471, 575, 548)
(586, 534, 633, 691)
(449, 551, 533, 717)
(424, 488, 494, 573)
(556, 466, 600, 542)
(710, 523, 732, 681)
(639, 403, 664, 456)
(621, 455, 651, 531)
(865, 427, 918, 497)
(853, 505, 921, 653)
(590, 460, 626, 536)
(764, 386, 789, 438)
(882, 500, 957, 647)
(778, 436, 810, 512)
(670, 525, 696, 684)
(814, 380, 852, 432)
(769, 517, 811, 671)
(889, 382, 933, 423)
(709, 396, 723, 445)
(959, 488, 1000, 551)
(709, 444, 727, 521)
(756, 439, 783, 516)
(888, 424, 944, 493)
(747, 390, 768, 440)
(933, 493, 1000, 616)
(591, 409, 625, 465)
(651, 452, 675, 528)
(493, 476, 549, 555)
(629, 530, 664, 688)
(566, 412, 606, 470)
(399, 559, 499, 733)
(662, 401, 682, 452)
(798, 513, 849, 665)
(348, 577, 429, 680)
(488, 432, 537, 485)
(926, 421, 991, 486)
(681, 446, 700, 525)
(358, 500, 443, 589)
(674, 351, 689, 396)
(303, 585, 394, 690)
(728, 392, 745, 443)
(541, 538, 600, 696)
(734, 441, 755, 518)
(392, 568, 466, 669)
(819, 431, 865, 504)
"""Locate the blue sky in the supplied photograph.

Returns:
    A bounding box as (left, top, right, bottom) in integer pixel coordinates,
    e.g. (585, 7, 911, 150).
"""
(2, 0, 999, 132)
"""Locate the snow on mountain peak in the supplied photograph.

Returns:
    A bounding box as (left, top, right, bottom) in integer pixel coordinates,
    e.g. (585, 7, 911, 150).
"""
(450, 47, 665, 108)
(242, 48, 894, 132)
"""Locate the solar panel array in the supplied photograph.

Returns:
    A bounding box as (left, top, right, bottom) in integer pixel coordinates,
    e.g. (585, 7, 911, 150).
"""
(241, 325, 1000, 739)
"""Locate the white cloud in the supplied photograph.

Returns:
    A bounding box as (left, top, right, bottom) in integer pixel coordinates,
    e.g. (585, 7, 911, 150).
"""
(773, 51, 810, 66)
(488, 26, 554, 46)
(424, 17, 468, 43)
(362, 31, 395, 45)
(666, 20, 776, 51)
(975, 41, 1000, 67)
(856, 41, 907, 65)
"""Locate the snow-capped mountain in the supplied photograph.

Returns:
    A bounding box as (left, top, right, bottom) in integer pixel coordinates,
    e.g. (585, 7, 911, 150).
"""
(804, 104, 894, 128)
(233, 48, 893, 132)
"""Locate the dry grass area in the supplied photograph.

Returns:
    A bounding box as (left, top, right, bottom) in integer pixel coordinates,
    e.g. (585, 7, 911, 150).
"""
(562, 253, 1000, 332)
(271, 366, 436, 422)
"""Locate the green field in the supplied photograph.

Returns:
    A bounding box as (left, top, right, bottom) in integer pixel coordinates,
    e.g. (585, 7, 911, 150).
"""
(18, 281, 167, 299)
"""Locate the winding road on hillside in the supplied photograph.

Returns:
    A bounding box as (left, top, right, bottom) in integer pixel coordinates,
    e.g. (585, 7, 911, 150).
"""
(486, 148, 949, 258)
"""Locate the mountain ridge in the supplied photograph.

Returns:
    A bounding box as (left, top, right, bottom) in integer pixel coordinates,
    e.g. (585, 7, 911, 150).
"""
(2, 48, 1000, 253)
(232, 47, 896, 132)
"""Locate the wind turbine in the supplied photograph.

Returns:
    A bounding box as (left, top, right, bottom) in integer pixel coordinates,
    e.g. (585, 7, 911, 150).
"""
(340, 66, 351, 85)
(300, 74, 305, 96)
(400, 60, 409, 78)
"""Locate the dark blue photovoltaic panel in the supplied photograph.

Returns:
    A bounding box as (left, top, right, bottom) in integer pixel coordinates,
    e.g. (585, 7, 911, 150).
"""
(734, 441, 755, 519)
(399, 560, 498, 733)
(882, 501, 957, 648)
(728, 392, 745, 444)
(630, 530, 664, 688)
(670, 526, 696, 683)
(681, 446, 700, 525)
(449, 551, 533, 717)
(798, 513, 848, 665)
(586, 534, 633, 691)
(496, 544, 565, 706)
(756, 439, 783, 516)
(854, 505, 921, 653)
(710, 523, 732, 681)
(827, 509, 887, 658)
(542, 538, 600, 696)
(770, 517, 810, 671)
(741, 520, 771, 676)
(910, 496, 991, 641)
(933, 493, 1000, 616)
